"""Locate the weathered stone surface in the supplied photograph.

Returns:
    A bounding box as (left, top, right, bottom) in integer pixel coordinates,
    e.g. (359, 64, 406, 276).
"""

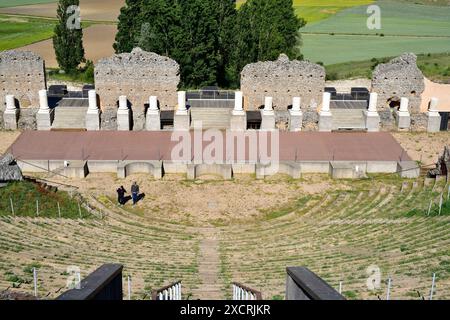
(371, 53, 424, 113)
(302, 110, 319, 131)
(95, 48, 180, 130)
(0, 50, 46, 129)
(17, 108, 38, 130)
(411, 113, 428, 132)
(379, 110, 395, 131)
(101, 109, 117, 130)
(241, 54, 325, 110)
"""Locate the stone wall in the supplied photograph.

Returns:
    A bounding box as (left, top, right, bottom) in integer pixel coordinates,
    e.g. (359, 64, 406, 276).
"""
(371, 53, 424, 113)
(0, 50, 46, 129)
(95, 48, 180, 130)
(241, 54, 325, 111)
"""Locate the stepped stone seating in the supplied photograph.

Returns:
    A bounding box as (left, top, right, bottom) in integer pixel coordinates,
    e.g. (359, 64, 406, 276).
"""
(331, 109, 366, 131)
(190, 107, 232, 129)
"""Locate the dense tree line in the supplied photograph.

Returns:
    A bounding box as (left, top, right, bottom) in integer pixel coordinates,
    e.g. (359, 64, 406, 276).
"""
(114, 0, 305, 88)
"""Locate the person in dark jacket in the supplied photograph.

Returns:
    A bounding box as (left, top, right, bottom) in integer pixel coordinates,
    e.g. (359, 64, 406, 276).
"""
(116, 186, 127, 205)
(131, 182, 140, 205)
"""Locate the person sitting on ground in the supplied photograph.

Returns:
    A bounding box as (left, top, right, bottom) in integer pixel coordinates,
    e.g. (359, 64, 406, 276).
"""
(131, 182, 140, 205)
(116, 185, 127, 205)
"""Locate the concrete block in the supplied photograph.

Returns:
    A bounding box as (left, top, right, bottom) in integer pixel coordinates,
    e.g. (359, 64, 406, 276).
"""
(174, 112, 190, 131)
(63, 161, 88, 178)
(256, 162, 301, 179)
(395, 111, 411, 130)
(329, 162, 367, 179)
(3, 109, 19, 130)
(397, 161, 419, 178)
(146, 112, 161, 131)
(427, 114, 441, 133)
(261, 113, 276, 131)
(86, 110, 100, 131)
(232, 163, 256, 174)
(186, 164, 196, 180)
(187, 164, 233, 180)
(230, 114, 247, 131)
(117, 161, 163, 179)
(366, 161, 398, 173)
(364, 111, 380, 132)
(319, 114, 333, 132)
(288, 112, 303, 132)
(299, 161, 330, 173)
(117, 109, 131, 131)
(36, 109, 54, 131)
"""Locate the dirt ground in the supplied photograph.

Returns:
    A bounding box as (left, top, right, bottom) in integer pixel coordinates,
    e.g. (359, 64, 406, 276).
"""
(0, 0, 125, 21)
(18, 24, 117, 68)
(0, 131, 20, 155)
(392, 131, 450, 164)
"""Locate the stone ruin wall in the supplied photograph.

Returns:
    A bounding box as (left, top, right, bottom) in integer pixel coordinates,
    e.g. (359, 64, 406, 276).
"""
(0, 50, 46, 129)
(372, 53, 425, 130)
(95, 48, 180, 130)
(241, 54, 326, 111)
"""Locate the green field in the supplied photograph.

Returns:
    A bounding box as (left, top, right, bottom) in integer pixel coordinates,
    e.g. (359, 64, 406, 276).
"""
(301, 0, 450, 65)
(325, 52, 450, 82)
(0, 0, 56, 8)
(0, 15, 55, 51)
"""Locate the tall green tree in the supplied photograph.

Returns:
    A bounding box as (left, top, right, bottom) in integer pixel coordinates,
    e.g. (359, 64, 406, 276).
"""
(113, 0, 144, 53)
(231, 0, 305, 81)
(53, 0, 85, 72)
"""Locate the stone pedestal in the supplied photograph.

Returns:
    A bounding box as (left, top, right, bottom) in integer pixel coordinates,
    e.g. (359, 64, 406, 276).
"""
(364, 111, 380, 132)
(289, 111, 303, 132)
(146, 111, 161, 131)
(117, 95, 131, 131)
(86, 110, 100, 131)
(261, 112, 276, 131)
(427, 97, 441, 133)
(395, 111, 411, 129)
(86, 90, 100, 131)
(146, 96, 161, 131)
(395, 97, 411, 130)
(230, 113, 247, 131)
(3, 95, 18, 130)
(319, 92, 332, 132)
(174, 112, 190, 131)
(36, 109, 54, 131)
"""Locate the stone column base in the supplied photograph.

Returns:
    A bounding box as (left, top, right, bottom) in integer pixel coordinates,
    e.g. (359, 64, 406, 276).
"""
(146, 112, 161, 131)
(230, 113, 247, 131)
(117, 109, 131, 131)
(364, 111, 380, 132)
(3, 110, 19, 130)
(174, 112, 190, 131)
(319, 114, 333, 132)
(288, 112, 303, 132)
(86, 110, 100, 131)
(427, 114, 441, 133)
(261, 112, 276, 131)
(36, 109, 54, 131)
(395, 111, 411, 130)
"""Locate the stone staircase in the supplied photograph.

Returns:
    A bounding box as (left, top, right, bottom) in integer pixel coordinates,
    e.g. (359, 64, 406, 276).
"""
(190, 107, 232, 129)
(51, 107, 87, 130)
(331, 109, 366, 131)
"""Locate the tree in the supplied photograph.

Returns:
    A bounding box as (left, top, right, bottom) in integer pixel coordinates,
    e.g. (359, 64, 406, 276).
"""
(113, 0, 144, 53)
(230, 0, 305, 81)
(53, 0, 85, 72)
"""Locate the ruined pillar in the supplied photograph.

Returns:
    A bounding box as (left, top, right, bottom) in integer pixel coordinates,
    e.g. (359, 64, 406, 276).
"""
(395, 97, 411, 130)
(3, 95, 18, 130)
(364, 92, 380, 132)
(319, 92, 332, 132)
(230, 91, 246, 131)
(261, 96, 276, 131)
(146, 96, 161, 131)
(36, 90, 54, 131)
(427, 97, 441, 133)
(86, 90, 100, 131)
(117, 95, 131, 131)
(289, 97, 303, 132)
(174, 91, 190, 131)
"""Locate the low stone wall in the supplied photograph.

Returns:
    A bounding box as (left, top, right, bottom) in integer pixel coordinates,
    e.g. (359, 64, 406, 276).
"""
(241, 54, 325, 111)
(372, 53, 425, 113)
(95, 48, 180, 130)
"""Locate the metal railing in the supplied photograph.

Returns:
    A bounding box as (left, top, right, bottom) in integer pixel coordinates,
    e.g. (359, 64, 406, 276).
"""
(152, 281, 182, 300)
(57, 264, 123, 300)
(232, 282, 262, 300)
(187, 90, 235, 101)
